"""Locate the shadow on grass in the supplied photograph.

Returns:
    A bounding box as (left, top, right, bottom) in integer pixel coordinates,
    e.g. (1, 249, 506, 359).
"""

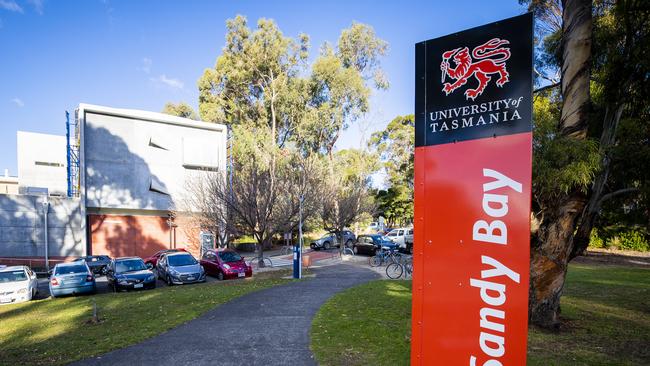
(0, 269, 295, 366)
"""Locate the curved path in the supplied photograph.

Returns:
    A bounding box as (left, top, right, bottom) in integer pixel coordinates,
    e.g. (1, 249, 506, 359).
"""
(73, 264, 379, 366)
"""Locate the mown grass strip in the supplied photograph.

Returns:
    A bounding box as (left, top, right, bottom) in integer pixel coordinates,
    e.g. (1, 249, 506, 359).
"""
(0, 270, 293, 366)
(310, 264, 650, 366)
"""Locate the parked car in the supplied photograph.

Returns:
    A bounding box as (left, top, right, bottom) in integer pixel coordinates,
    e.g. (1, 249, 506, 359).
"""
(352, 234, 398, 256)
(386, 228, 414, 254)
(143, 248, 186, 267)
(106, 257, 156, 292)
(75, 255, 112, 275)
(200, 249, 252, 280)
(0, 265, 39, 305)
(156, 252, 206, 285)
(310, 230, 356, 250)
(49, 262, 96, 298)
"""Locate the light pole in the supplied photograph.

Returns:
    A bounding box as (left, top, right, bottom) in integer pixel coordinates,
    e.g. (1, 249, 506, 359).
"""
(298, 194, 304, 278)
(42, 199, 49, 272)
(294, 194, 304, 279)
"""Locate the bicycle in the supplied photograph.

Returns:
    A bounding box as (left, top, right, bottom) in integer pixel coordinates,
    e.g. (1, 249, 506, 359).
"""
(386, 256, 413, 279)
(280, 245, 293, 256)
(369, 247, 402, 267)
(246, 256, 273, 268)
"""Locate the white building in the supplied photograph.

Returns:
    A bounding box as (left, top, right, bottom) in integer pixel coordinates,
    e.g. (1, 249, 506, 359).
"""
(17, 131, 67, 196)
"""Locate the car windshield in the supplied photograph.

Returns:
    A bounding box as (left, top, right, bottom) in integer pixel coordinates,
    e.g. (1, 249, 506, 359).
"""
(115, 259, 147, 273)
(218, 252, 242, 263)
(168, 254, 197, 267)
(55, 265, 87, 275)
(0, 270, 27, 282)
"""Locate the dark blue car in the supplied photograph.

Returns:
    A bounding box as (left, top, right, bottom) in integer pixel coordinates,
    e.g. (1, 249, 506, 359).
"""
(107, 257, 156, 292)
(352, 234, 398, 255)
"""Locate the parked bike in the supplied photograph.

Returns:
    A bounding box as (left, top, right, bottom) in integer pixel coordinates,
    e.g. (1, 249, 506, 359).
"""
(386, 256, 413, 279)
(369, 247, 402, 267)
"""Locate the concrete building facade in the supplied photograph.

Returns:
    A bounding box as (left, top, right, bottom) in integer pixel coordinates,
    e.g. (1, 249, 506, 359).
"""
(0, 104, 226, 266)
(17, 131, 67, 196)
(79, 104, 227, 259)
(0, 194, 84, 266)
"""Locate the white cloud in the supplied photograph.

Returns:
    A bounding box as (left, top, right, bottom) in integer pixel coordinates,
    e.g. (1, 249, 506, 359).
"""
(11, 98, 24, 107)
(27, 0, 44, 15)
(0, 0, 23, 13)
(141, 57, 152, 74)
(150, 74, 184, 89)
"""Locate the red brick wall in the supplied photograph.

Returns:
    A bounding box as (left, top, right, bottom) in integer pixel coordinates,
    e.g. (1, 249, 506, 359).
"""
(89, 214, 199, 259)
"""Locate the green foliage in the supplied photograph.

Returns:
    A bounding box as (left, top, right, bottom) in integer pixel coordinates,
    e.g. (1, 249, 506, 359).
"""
(337, 22, 389, 89)
(195, 16, 387, 243)
(608, 230, 650, 252)
(589, 226, 650, 252)
(532, 96, 602, 208)
(370, 115, 414, 226)
(588, 228, 606, 248)
(161, 102, 199, 120)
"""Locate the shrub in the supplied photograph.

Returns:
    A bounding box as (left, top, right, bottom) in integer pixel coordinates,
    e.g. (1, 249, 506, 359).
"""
(589, 228, 606, 248)
(616, 230, 650, 252)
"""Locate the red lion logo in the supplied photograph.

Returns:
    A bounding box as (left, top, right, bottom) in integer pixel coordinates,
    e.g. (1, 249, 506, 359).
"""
(440, 38, 511, 100)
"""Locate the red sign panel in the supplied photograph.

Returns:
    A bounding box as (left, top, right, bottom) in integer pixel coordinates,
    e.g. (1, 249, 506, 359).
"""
(412, 14, 533, 366)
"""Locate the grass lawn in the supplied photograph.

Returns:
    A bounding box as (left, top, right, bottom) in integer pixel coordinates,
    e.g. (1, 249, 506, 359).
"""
(310, 264, 650, 366)
(0, 270, 294, 366)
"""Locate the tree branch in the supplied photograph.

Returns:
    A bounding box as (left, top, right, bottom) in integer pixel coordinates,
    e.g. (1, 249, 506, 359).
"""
(598, 187, 640, 207)
(534, 82, 560, 94)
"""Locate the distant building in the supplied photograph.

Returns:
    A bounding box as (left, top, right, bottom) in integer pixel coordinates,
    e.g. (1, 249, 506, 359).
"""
(0, 170, 18, 195)
(17, 131, 67, 196)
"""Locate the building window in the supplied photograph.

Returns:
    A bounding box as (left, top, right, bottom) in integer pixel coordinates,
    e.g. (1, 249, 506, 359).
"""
(35, 161, 64, 167)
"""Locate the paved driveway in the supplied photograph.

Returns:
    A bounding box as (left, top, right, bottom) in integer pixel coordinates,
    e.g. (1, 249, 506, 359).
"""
(73, 264, 379, 366)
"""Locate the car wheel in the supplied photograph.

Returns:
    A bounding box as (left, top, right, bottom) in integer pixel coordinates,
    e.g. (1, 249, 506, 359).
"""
(167, 275, 173, 286)
(324, 241, 331, 250)
(217, 272, 224, 281)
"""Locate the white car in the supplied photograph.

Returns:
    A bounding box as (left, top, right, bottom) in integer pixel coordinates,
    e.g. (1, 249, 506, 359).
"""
(0, 265, 39, 305)
(387, 228, 414, 253)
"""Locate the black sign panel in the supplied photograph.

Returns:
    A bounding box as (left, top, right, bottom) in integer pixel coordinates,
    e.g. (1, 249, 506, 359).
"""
(415, 13, 533, 147)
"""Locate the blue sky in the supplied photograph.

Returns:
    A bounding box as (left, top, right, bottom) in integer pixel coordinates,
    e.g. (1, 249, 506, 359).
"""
(0, 0, 525, 176)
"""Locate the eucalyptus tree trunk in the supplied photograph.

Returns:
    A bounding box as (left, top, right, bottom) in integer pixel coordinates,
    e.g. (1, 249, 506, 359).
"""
(571, 104, 625, 259)
(529, 0, 592, 328)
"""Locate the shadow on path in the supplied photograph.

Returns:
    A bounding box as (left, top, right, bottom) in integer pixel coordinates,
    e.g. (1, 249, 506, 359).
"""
(73, 264, 379, 366)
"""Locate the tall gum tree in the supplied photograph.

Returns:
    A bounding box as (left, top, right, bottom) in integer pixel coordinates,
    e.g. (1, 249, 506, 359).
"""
(197, 16, 388, 260)
(527, 0, 649, 328)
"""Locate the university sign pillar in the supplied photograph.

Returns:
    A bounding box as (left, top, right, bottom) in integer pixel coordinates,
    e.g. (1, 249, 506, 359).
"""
(411, 13, 533, 366)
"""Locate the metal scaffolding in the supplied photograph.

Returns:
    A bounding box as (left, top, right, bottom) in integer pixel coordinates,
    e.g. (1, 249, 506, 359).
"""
(66, 110, 80, 197)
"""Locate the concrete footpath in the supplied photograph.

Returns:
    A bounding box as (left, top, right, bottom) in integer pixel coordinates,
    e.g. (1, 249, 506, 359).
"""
(73, 264, 379, 366)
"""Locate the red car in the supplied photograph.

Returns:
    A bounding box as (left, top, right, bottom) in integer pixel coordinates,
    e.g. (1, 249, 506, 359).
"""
(200, 249, 252, 280)
(144, 249, 186, 267)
